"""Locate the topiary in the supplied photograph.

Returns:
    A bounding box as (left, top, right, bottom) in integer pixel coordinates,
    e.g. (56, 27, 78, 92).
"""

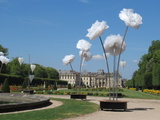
(22, 78, 29, 89)
(53, 82, 57, 90)
(68, 84, 71, 89)
(2, 78, 10, 93)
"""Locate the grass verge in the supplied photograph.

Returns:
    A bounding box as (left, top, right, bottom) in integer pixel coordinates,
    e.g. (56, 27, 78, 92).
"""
(122, 89, 160, 99)
(0, 98, 99, 120)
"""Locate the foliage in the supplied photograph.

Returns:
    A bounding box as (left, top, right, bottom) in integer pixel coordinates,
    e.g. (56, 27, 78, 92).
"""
(45, 67, 59, 79)
(143, 72, 152, 89)
(53, 82, 57, 90)
(1, 78, 10, 93)
(148, 40, 160, 53)
(152, 63, 160, 88)
(68, 83, 71, 89)
(127, 40, 160, 89)
(22, 77, 29, 89)
(33, 64, 48, 78)
(6, 58, 59, 79)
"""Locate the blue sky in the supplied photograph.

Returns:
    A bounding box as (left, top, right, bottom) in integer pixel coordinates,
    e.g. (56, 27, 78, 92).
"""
(0, 0, 160, 79)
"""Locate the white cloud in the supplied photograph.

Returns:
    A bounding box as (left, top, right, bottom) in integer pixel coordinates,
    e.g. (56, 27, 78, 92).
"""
(92, 55, 103, 60)
(133, 60, 139, 63)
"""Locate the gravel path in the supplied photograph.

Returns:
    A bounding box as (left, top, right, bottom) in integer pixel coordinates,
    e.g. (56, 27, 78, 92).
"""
(43, 95, 160, 120)
(1, 94, 160, 120)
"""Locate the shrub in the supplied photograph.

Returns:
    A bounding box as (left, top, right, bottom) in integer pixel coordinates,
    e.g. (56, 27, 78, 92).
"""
(22, 78, 29, 89)
(68, 84, 71, 89)
(1, 78, 10, 93)
(53, 82, 57, 90)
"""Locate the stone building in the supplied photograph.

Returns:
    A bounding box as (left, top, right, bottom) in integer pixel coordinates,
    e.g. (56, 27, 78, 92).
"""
(59, 69, 123, 88)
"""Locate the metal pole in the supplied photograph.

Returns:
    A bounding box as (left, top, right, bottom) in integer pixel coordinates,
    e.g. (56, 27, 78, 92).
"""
(99, 36, 111, 100)
(28, 54, 30, 89)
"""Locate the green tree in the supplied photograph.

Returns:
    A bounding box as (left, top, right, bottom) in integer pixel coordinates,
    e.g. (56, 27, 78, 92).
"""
(33, 64, 48, 78)
(153, 49, 160, 63)
(45, 67, 59, 79)
(0, 44, 8, 55)
(143, 72, 152, 89)
(148, 40, 160, 53)
(152, 63, 160, 89)
(68, 84, 71, 89)
(22, 77, 29, 89)
(7, 58, 29, 81)
(53, 82, 57, 90)
(1, 78, 10, 93)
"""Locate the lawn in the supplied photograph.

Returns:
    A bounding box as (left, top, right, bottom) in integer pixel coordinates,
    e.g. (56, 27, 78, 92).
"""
(1, 88, 160, 120)
(122, 89, 160, 99)
(56, 88, 160, 100)
(0, 98, 99, 120)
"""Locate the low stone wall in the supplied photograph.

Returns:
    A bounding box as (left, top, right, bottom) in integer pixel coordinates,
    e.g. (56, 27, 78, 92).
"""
(0, 93, 50, 112)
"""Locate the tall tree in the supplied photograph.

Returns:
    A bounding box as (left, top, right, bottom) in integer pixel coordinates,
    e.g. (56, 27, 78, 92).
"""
(33, 64, 48, 78)
(129, 40, 160, 89)
(0, 44, 8, 55)
(148, 40, 160, 53)
(7, 57, 28, 77)
(45, 67, 59, 79)
(1, 78, 10, 93)
(152, 63, 160, 89)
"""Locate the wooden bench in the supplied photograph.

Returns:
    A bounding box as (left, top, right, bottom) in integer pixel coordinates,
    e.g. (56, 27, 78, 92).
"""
(70, 94, 87, 100)
(100, 100, 128, 111)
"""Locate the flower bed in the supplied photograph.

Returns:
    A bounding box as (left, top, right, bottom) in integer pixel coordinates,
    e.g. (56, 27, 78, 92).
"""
(143, 89, 160, 95)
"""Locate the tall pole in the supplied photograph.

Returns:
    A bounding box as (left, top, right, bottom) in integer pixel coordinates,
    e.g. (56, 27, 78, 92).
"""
(99, 36, 111, 100)
(28, 54, 30, 89)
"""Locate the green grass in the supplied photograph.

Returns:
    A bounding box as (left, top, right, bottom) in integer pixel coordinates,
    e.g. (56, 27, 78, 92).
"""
(0, 98, 99, 120)
(122, 89, 160, 100)
(0, 101, 13, 104)
(57, 88, 160, 100)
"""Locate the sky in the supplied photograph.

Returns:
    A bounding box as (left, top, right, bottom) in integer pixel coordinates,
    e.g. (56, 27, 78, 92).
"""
(0, 0, 160, 79)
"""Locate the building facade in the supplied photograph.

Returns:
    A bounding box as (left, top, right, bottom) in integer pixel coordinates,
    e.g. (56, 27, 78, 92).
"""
(59, 69, 123, 88)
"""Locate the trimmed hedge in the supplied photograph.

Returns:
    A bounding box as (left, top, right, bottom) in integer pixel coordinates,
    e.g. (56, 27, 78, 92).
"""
(1, 78, 10, 93)
(0, 73, 67, 86)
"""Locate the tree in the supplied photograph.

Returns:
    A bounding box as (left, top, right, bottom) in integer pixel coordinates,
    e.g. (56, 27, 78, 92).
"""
(0, 44, 8, 55)
(53, 82, 57, 90)
(1, 78, 10, 93)
(153, 50, 160, 63)
(152, 63, 160, 89)
(148, 40, 160, 53)
(143, 72, 152, 89)
(7, 57, 28, 77)
(45, 67, 59, 79)
(33, 64, 48, 78)
(68, 84, 71, 89)
(22, 77, 29, 89)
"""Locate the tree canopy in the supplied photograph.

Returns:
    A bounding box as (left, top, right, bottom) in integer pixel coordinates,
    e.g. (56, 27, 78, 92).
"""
(126, 40, 160, 89)
(0, 44, 59, 80)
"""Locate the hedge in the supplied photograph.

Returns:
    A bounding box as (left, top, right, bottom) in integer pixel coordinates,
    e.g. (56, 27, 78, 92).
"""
(0, 73, 67, 86)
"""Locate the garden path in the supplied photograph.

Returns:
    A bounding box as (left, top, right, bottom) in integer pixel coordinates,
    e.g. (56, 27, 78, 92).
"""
(1, 94, 160, 120)
(44, 95, 160, 120)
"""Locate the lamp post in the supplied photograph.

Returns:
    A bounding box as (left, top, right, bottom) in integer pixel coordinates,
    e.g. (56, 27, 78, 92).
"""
(18, 56, 36, 92)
